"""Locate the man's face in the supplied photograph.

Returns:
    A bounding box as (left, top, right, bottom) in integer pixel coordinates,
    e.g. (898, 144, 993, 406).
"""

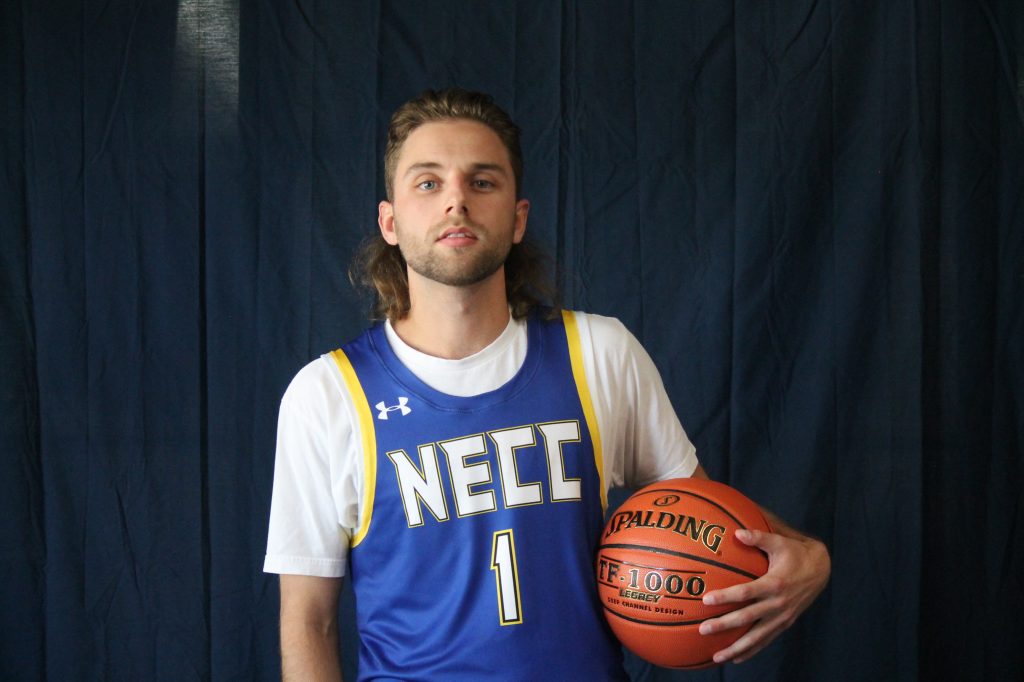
(378, 119, 529, 289)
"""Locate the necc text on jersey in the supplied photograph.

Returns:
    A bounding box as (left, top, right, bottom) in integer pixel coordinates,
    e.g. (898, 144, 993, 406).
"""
(387, 420, 588, 527)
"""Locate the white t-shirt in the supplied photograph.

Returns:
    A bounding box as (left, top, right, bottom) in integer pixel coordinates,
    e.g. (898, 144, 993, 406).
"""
(264, 311, 699, 577)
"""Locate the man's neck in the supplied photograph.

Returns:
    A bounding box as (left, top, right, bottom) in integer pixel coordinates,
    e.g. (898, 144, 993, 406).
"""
(391, 270, 511, 360)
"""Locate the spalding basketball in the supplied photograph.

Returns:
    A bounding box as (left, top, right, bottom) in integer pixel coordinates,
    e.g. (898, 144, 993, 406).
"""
(596, 478, 771, 669)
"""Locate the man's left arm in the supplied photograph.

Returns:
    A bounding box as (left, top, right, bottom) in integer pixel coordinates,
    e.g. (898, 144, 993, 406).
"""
(690, 465, 832, 665)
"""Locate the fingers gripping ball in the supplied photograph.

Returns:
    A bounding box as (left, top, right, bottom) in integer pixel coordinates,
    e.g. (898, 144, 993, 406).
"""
(596, 478, 771, 669)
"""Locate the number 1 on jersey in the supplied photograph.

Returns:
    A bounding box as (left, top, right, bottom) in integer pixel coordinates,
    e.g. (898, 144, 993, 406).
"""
(490, 529, 523, 625)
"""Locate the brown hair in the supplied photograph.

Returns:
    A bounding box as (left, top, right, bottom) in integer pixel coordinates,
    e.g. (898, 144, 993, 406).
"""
(351, 88, 559, 322)
(383, 88, 523, 201)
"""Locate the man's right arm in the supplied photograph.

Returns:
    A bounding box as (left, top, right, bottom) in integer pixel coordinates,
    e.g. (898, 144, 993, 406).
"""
(280, 574, 344, 682)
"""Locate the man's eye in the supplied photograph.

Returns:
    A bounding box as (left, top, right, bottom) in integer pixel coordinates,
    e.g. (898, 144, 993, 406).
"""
(472, 179, 494, 189)
(417, 180, 437, 190)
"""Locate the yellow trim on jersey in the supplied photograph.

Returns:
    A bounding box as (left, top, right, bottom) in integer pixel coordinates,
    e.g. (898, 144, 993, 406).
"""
(330, 349, 376, 547)
(561, 310, 608, 513)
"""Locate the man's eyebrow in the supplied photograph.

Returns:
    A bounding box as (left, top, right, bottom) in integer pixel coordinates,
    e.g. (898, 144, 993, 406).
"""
(468, 163, 508, 176)
(402, 162, 509, 178)
(403, 162, 442, 178)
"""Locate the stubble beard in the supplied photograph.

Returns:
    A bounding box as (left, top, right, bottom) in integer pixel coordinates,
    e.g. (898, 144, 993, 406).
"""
(395, 218, 514, 287)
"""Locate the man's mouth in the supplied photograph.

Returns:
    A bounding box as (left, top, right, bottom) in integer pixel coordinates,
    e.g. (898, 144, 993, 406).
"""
(438, 227, 478, 242)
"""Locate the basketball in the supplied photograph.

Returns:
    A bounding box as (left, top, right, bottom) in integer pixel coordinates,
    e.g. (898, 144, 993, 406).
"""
(596, 478, 772, 669)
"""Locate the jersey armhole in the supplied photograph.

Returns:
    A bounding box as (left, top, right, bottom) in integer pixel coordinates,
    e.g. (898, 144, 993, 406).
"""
(561, 310, 609, 514)
(329, 349, 377, 547)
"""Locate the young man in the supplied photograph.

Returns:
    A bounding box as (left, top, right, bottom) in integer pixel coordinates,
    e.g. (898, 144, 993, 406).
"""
(265, 89, 830, 680)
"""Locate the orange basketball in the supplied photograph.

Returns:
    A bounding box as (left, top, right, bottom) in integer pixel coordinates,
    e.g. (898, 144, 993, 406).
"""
(596, 478, 771, 669)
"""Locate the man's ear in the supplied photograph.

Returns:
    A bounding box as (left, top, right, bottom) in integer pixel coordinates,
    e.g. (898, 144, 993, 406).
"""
(378, 201, 398, 245)
(513, 198, 530, 244)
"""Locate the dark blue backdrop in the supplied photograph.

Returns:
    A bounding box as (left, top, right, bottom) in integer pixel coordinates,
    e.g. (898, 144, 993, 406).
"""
(2, 1, 1022, 680)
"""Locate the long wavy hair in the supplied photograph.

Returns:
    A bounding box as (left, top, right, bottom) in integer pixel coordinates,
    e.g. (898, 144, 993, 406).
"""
(351, 88, 560, 322)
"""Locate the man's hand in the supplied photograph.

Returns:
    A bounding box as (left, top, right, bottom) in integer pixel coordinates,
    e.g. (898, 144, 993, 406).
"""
(697, 524, 831, 664)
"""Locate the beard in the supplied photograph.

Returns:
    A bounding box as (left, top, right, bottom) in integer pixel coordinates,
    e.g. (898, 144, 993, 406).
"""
(395, 217, 515, 287)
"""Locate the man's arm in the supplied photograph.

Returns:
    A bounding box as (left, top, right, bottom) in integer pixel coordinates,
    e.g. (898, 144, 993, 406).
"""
(280, 574, 344, 682)
(690, 465, 832, 665)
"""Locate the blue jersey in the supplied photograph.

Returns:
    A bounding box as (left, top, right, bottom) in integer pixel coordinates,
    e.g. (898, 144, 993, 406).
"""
(331, 311, 627, 681)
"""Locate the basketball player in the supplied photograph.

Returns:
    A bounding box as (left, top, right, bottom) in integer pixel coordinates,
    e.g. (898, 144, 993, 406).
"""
(265, 89, 830, 680)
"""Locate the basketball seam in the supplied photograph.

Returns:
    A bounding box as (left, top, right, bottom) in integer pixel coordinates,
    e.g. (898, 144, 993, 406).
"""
(597, 542, 762, 581)
(631, 487, 764, 530)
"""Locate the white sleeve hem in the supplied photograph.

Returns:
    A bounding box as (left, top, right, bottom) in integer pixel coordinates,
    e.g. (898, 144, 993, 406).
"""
(631, 448, 700, 488)
(263, 554, 346, 578)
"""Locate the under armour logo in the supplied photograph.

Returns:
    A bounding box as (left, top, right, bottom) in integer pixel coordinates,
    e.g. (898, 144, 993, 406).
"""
(376, 397, 411, 420)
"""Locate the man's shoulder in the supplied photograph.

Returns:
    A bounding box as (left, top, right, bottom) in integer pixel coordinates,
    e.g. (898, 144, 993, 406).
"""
(282, 322, 384, 404)
(563, 309, 636, 350)
(280, 349, 349, 411)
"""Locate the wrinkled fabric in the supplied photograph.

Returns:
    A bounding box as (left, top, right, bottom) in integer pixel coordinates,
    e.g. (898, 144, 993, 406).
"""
(1, 1, 1022, 681)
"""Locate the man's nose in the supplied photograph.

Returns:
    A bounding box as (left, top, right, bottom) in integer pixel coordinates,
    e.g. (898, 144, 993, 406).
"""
(445, 181, 469, 216)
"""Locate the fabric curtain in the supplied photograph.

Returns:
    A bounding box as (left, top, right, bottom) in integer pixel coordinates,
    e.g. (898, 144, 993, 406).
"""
(2, 1, 1021, 680)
